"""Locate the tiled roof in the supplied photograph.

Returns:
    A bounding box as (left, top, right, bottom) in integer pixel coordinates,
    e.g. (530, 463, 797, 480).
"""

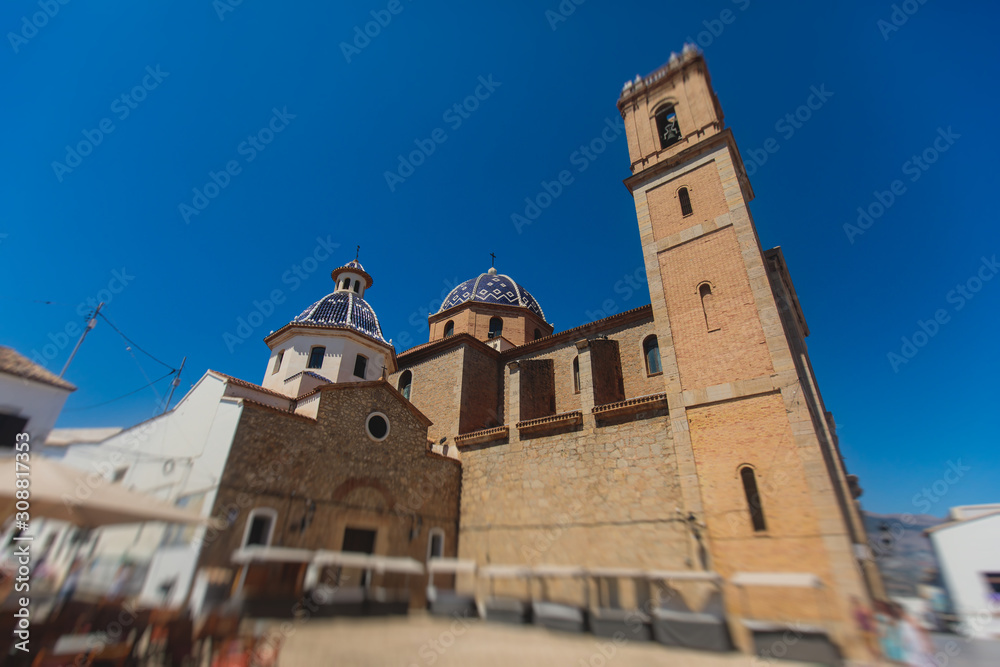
(438, 269, 546, 321)
(0, 346, 76, 391)
(292, 292, 387, 344)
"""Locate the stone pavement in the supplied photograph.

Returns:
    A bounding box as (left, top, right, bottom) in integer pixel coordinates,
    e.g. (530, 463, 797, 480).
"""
(273, 614, 819, 667)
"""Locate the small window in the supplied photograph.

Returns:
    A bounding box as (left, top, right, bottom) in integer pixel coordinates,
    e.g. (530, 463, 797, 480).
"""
(740, 467, 767, 532)
(655, 104, 682, 149)
(700, 283, 719, 332)
(398, 370, 412, 400)
(111, 467, 128, 483)
(488, 317, 503, 339)
(572, 357, 581, 394)
(353, 280, 360, 293)
(428, 528, 445, 561)
(534, 328, 542, 340)
(243, 508, 276, 547)
(353, 354, 368, 379)
(984, 573, 1000, 601)
(643, 336, 662, 376)
(366, 412, 390, 441)
(678, 187, 693, 217)
(443, 321, 455, 337)
(272, 350, 284, 374)
(342, 278, 351, 290)
(307, 346, 326, 369)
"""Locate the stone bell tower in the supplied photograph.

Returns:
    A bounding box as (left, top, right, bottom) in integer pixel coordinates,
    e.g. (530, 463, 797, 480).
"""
(618, 46, 883, 660)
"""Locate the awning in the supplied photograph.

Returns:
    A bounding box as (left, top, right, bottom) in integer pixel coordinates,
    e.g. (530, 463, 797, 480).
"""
(428, 558, 477, 574)
(730, 572, 823, 588)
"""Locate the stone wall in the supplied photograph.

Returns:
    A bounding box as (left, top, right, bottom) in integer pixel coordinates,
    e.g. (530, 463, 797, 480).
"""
(198, 383, 462, 607)
(459, 412, 689, 604)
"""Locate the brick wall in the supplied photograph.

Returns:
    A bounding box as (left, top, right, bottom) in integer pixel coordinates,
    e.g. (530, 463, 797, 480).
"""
(391, 346, 464, 444)
(460, 344, 502, 432)
(658, 226, 773, 389)
(647, 161, 729, 241)
(518, 359, 555, 421)
(589, 339, 626, 406)
(686, 393, 843, 623)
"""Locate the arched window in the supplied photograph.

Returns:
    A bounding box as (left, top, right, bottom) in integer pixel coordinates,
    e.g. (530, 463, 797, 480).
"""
(353, 280, 360, 293)
(443, 321, 455, 337)
(342, 278, 351, 290)
(678, 187, 693, 217)
(353, 354, 368, 379)
(488, 317, 503, 339)
(398, 370, 412, 400)
(307, 346, 326, 369)
(534, 328, 542, 340)
(272, 350, 284, 375)
(740, 466, 767, 532)
(643, 336, 662, 376)
(699, 283, 719, 332)
(427, 528, 445, 561)
(572, 357, 581, 394)
(655, 104, 681, 149)
(243, 508, 277, 547)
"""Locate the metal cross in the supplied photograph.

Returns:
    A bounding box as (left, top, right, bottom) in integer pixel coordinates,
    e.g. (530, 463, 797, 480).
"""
(490, 252, 496, 268)
(356, 245, 360, 261)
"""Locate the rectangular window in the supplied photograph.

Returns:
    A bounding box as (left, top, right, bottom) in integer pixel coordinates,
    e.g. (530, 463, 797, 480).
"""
(353, 355, 367, 379)
(428, 530, 444, 560)
(307, 346, 325, 369)
(272, 350, 284, 374)
(245, 513, 274, 547)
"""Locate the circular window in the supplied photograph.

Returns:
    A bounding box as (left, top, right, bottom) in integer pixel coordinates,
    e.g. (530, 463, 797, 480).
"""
(366, 412, 390, 441)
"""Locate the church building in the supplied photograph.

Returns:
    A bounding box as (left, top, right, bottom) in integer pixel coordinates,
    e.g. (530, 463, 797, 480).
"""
(57, 46, 882, 662)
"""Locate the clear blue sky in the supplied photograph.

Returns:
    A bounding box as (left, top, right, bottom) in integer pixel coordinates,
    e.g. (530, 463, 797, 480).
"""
(2, 1, 997, 516)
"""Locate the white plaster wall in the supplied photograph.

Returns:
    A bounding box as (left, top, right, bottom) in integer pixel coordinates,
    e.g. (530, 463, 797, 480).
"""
(59, 372, 244, 607)
(262, 331, 391, 393)
(0, 374, 72, 448)
(931, 514, 1000, 638)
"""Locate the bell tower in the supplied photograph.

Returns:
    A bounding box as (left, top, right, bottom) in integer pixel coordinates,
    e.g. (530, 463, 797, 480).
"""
(619, 47, 882, 660)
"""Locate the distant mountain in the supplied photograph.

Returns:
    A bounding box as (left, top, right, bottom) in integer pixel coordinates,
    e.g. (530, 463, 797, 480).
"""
(862, 511, 944, 597)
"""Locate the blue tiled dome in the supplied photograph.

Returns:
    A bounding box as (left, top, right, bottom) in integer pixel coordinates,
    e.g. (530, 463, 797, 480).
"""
(438, 269, 547, 321)
(292, 292, 387, 344)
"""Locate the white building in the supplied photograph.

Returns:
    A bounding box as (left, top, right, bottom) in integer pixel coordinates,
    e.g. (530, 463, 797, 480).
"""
(0, 346, 76, 452)
(927, 504, 1000, 638)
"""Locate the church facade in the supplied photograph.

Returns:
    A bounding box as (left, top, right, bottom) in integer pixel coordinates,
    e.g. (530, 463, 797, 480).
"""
(385, 47, 882, 659)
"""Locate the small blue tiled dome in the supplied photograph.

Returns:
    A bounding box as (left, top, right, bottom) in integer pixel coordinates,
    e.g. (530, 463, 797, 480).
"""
(438, 268, 547, 321)
(292, 292, 387, 344)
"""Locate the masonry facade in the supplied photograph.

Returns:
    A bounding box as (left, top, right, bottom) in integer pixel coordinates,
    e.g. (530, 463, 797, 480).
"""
(385, 49, 883, 660)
